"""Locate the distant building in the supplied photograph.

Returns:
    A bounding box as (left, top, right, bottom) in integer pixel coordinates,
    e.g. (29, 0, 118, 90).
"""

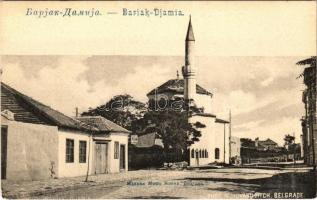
(147, 17, 230, 167)
(1, 83, 129, 181)
(298, 56, 317, 167)
(240, 138, 288, 164)
(255, 138, 278, 151)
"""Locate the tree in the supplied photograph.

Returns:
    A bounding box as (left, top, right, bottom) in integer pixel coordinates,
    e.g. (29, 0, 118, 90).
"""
(131, 109, 204, 162)
(240, 138, 255, 148)
(284, 134, 295, 147)
(81, 94, 147, 130)
(83, 94, 205, 163)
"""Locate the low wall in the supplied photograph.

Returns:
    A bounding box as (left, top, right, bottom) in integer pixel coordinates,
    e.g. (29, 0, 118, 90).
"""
(129, 147, 164, 169)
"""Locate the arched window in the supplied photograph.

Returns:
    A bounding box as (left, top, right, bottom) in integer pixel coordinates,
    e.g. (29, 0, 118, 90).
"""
(199, 150, 202, 158)
(206, 150, 208, 158)
(204, 149, 207, 158)
(191, 149, 195, 158)
(215, 148, 220, 159)
(202, 150, 205, 158)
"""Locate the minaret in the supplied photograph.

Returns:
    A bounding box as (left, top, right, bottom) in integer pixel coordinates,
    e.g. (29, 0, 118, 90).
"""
(183, 16, 196, 103)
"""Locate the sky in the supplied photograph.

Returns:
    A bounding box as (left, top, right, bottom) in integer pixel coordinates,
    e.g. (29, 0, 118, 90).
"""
(1, 55, 308, 145)
(1, 1, 316, 145)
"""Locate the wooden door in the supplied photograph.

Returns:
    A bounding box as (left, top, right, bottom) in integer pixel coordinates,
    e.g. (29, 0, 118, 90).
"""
(1, 127, 7, 179)
(94, 142, 108, 174)
(120, 145, 125, 170)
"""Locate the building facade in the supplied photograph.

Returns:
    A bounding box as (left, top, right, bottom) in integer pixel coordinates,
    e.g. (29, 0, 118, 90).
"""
(1, 83, 129, 181)
(298, 57, 317, 168)
(76, 116, 130, 173)
(255, 138, 278, 151)
(147, 18, 230, 166)
(230, 136, 241, 165)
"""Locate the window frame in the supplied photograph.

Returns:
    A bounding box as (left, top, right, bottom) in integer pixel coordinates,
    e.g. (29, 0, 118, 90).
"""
(114, 141, 119, 159)
(66, 139, 74, 163)
(79, 140, 87, 163)
(191, 149, 195, 158)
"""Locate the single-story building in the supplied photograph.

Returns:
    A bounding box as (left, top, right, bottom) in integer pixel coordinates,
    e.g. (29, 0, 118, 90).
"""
(1, 82, 129, 181)
(76, 116, 130, 173)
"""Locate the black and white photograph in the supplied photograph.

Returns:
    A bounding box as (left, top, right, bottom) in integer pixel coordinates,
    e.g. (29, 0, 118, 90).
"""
(0, 1, 316, 199)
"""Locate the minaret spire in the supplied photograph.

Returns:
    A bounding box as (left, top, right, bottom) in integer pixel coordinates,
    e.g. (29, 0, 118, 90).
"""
(186, 15, 195, 41)
(183, 15, 196, 103)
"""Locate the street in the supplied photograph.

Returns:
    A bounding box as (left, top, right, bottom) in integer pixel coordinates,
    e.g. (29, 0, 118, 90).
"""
(3, 168, 314, 199)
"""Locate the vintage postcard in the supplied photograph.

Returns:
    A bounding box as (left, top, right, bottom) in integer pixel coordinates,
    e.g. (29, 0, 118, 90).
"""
(0, 1, 316, 199)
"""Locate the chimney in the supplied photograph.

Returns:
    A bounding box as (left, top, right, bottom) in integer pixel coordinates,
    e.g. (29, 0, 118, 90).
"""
(75, 107, 78, 117)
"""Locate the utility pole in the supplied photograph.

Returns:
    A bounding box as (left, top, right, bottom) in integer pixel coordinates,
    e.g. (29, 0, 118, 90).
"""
(313, 58, 317, 171)
(293, 132, 296, 166)
(85, 128, 92, 182)
(229, 110, 232, 164)
(223, 123, 226, 163)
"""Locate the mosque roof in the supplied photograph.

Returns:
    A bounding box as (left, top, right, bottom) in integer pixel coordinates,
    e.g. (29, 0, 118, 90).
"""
(147, 79, 212, 96)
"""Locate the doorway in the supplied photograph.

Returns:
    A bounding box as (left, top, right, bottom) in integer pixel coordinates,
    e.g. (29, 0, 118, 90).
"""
(195, 150, 199, 166)
(94, 142, 108, 174)
(119, 144, 125, 170)
(1, 127, 7, 179)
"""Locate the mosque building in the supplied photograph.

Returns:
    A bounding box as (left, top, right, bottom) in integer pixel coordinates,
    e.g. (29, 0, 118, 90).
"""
(147, 17, 230, 166)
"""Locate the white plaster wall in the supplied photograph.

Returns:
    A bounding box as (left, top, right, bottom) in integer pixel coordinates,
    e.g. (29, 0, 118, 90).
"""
(107, 133, 129, 173)
(57, 129, 94, 178)
(194, 94, 213, 114)
(188, 116, 230, 166)
(214, 122, 230, 163)
(189, 115, 216, 166)
(1, 117, 59, 181)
